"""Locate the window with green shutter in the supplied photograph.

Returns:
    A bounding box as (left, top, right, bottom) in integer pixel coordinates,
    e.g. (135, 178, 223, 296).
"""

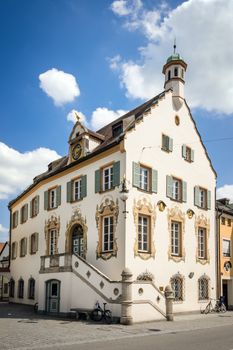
(30, 195, 39, 218)
(132, 162, 158, 193)
(21, 204, 28, 224)
(162, 134, 173, 152)
(12, 211, 18, 228)
(194, 186, 210, 210)
(182, 145, 194, 162)
(95, 161, 120, 193)
(166, 176, 187, 202)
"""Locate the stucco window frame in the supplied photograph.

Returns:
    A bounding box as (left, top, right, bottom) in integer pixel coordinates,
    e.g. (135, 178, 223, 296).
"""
(195, 214, 210, 265)
(44, 215, 60, 256)
(167, 206, 185, 262)
(95, 197, 119, 260)
(133, 198, 156, 260)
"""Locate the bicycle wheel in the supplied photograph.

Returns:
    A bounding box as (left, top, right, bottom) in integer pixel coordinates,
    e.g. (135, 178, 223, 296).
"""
(104, 310, 112, 324)
(220, 304, 227, 313)
(90, 308, 103, 322)
(204, 303, 211, 314)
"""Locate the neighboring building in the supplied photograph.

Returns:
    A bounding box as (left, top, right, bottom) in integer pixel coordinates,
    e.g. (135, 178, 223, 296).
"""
(216, 198, 233, 309)
(8, 51, 217, 323)
(0, 241, 10, 300)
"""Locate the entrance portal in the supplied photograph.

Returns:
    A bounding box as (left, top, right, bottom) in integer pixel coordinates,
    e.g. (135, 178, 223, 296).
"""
(72, 224, 84, 257)
(46, 280, 60, 313)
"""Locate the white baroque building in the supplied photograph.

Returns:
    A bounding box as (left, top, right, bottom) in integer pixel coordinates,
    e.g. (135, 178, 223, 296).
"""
(8, 52, 217, 323)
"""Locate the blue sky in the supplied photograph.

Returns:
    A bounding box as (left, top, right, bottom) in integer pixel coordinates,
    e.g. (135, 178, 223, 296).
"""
(1, 0, 233, 241)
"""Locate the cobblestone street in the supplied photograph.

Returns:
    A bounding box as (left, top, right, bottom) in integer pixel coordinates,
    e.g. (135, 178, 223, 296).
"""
(1, 303, 233, 350)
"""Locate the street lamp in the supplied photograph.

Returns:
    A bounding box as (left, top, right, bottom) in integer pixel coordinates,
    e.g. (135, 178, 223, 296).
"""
(120, 175, 129, 218)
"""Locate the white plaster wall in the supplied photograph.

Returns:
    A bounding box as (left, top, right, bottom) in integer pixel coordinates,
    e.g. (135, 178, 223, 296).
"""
(10, 149, 126, 305)
(124, 90, 216, 312)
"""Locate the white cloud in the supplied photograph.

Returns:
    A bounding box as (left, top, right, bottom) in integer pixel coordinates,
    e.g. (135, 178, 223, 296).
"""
(110, 0, 233, 115)
(66, 109, 87, 125)
(217, 185, 233, 203)
(90, 107, 127, 130)
(67, 107, 127, 131)
(0, 142, 60, 200)
(111, 0, 142, 17)
(39, 68, 80, 106)
(0, 224, 8, 233)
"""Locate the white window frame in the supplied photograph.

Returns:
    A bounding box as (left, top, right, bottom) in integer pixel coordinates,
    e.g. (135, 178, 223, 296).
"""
(172, 178, 182, 201)
(73, 178, 82, 201)
(139, 167, 149, 191)
(50, 229, 57, 255)
(102, 165, 113, 191)
(223, 239, 231, 258)
(199, 188, 207, 209)
(198, 227, 207, 259)
(138, 215, 149, 252)
(49, 188, 57, 209)
(171, 221, 181, 256)
(102, 216, 114, 252)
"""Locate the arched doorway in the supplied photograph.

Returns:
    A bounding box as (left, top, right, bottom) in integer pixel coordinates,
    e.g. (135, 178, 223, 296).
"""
(72, 224, 84, 257)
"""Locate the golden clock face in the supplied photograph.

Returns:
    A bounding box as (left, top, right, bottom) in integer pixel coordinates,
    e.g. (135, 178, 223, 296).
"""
(72, 144, 82, 160)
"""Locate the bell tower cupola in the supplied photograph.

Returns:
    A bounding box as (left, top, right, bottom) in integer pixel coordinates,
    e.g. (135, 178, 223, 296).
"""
(162, 42, 187, 110)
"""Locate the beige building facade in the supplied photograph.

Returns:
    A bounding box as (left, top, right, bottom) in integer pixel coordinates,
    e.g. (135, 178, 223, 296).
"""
(8, 53, 217, 323)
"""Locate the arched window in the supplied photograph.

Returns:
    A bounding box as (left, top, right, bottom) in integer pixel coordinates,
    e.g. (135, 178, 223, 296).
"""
(18, 278, 24, 299)
(9, 278, 15, 298)
(174, 67, 178, 77)
(168, 70, 171, 80)
(198, 276, 209, 300)
(28, 278, 35, 299)
(170, 275, 184, 301)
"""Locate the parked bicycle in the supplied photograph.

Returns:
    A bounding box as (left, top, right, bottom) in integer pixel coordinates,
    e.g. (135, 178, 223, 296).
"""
(90, 301, 112, 324)
(201, 298, 226, 314)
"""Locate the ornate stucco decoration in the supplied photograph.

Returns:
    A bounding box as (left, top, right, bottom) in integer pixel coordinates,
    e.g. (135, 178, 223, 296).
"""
(133, 198, 156, 260)
(187, 209, 195, 219)
(95, 196, 119, 260)
(65, 208, 88, 259)
(195, 214, 210, 265)
(157, 200, 166, 212)
(167, 206, 185, 262)
(44, 215, 60, 255)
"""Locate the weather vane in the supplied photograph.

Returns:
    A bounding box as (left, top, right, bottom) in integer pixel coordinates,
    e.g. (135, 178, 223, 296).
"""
(173, 38, 176, 54)
(74, 111, 80, 122)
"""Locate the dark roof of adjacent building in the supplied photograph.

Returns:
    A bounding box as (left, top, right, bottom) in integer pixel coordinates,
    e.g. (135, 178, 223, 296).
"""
(216, 198, 233, 215)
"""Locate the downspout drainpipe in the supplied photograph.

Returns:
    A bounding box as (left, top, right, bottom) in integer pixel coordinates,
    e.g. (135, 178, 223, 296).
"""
(217, 207, 223, 298)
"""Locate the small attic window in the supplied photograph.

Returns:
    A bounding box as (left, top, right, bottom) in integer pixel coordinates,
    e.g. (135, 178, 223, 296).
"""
(112, 121, 123, 137)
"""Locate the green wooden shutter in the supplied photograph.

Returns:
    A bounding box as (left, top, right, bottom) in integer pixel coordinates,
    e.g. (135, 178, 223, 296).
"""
(152, 169, 158, 193)
(81, 175, 87, 198)
(20, 208, 23, 224)
(29, 235, 32, 254)
(56, 186, 61, 207)
(35, 232, 39, 252)
(16, 211, 18, 226)
(25, 237, 27, 255)
(30, 200, 33, 218)
(36, 195, 40, 214)
(182, 145, 186, 158)
(44, 191, 49, 210)
(207, 190, 211, 210)
(166, 175, 173, 198)
(191, 149, 194, 162)
(67, 181, 72, 202)
(168, 137, 173, 152)
(194, 186, 200, 206)
(95, 169, 101, 193)
(182, 181, 187, 202)
(113, 161, 120, 187)
(25, 204, 28, 221)
(132, 162, 140, 188)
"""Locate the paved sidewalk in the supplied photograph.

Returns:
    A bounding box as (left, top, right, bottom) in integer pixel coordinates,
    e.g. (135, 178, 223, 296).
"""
(1, 303, 233, 350)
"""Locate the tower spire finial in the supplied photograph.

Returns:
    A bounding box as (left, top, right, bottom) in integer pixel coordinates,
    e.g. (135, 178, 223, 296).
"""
(173, 38, 176, 54)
